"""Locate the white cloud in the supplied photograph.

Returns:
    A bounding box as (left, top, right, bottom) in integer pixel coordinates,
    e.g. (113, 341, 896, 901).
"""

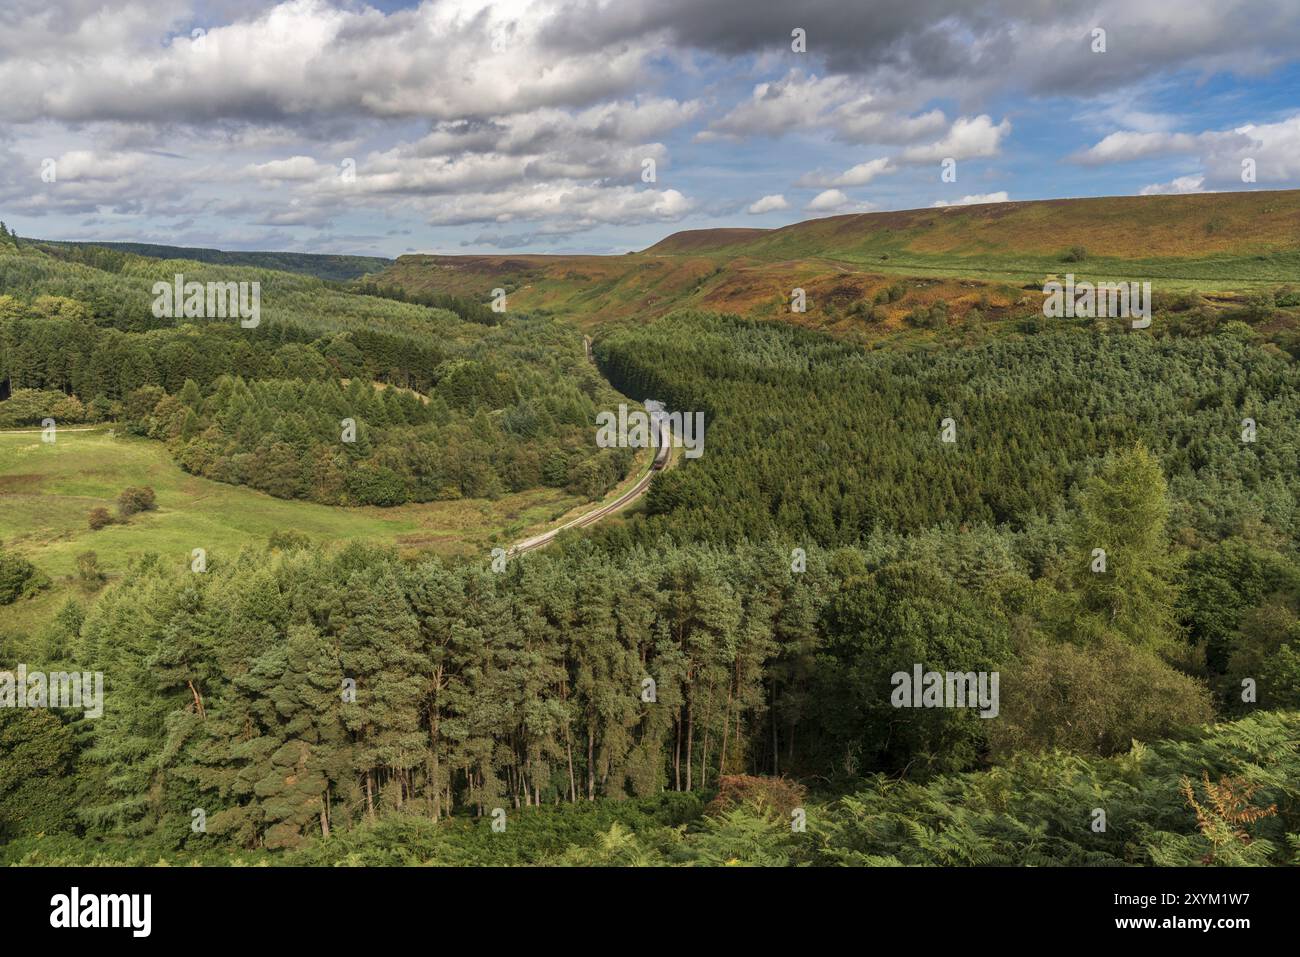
(1073, 131, 1200, 164)
(931, 192, 1010, 207)
(798, 157, 894, 189)
(421, 183, 693, 228)
(244, 156, 326, 182)
(802, 189, 880, 215)
(47, 150, 148, 181)
(899, 115, 1011, 164)
(1139, 175, 1206, 195)
(835, 108, 948, 145)
(1076, 113, 1300, 189)
(0, 0, 658, 125)
(707, 69, 988, 159)
(543, 0, 1300, 103)
(747, 194, 789, 214)
(806, 189, 850, 212)
(708, 71, 857, 139)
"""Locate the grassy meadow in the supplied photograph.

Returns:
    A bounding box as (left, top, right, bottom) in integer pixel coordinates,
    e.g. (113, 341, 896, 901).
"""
(0, 426, 652, 634)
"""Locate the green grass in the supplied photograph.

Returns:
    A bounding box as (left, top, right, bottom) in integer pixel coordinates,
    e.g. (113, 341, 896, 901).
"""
(0, 427, 627, 635)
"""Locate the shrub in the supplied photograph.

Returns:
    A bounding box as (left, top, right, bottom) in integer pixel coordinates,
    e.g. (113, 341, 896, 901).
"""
(0, 389, 74, 428)
(904, 302, 948, 329)
(991, 634, 1215, 757)
(1061, 245, 1088, 263)
(706, 775, 808, 821)
(75, 551, 105, 590)
(49, 394, 86, 423)
(0, 551, 49, 604)
(1243, 290, 1276, 322)
(122, 386, 166, 435)
(87, 507, 113, 530)
(117, 486, 156, 517)
(849, 300, 875, 322)
(268, 529, 312, 551)
(1275, 287, 1300, 308)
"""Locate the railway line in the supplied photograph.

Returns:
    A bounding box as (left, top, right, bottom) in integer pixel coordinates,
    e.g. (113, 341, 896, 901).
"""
(508, 416, 672, 556)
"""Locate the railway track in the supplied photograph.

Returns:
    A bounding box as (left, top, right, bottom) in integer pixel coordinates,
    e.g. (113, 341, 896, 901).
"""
(508, 418, 672, 556)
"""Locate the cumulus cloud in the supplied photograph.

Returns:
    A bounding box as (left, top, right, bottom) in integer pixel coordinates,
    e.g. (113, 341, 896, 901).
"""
(806, 189, 849, 211)
(1139, 176, 1206, 195)
(540, 0, 1300, 99)
(798, 157, 894, 188)
(0, 2, 711, 240)
(835, 108, 949, 145)
(747, 194, 789, 214)
(802, 189, 877, 214)
(707, 71, 856, 140)
(422, 183, 692, 228)
(790, 115, 1007, 205)
(1076, 113, 1300, 189)
(707, 70, 981, 153)
(1073, 131, 1201, 164)
(46, 150, 149, 181)
(898, 115, 1011, 164)
(0, 0, 660, 125)
(931, 191, 1010, 206)
(244, 156, 326, 182)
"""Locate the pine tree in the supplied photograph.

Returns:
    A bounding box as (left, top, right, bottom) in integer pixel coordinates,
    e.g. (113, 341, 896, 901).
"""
(1068, 446, 1181, 650)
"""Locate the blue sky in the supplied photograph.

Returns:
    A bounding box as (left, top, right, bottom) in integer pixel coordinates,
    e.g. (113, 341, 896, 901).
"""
(2, 0, 1298, 257)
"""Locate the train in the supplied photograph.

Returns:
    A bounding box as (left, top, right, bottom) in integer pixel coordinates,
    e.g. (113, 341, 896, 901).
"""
(652, 419, 671, 470)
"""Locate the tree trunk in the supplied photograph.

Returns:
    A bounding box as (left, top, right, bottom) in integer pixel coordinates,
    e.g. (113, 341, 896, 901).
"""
(565, 731, 577, 803)
(429, 701, 442, 820)
(674, 715, 682, 791)
(685, 697, 694, 792)
(720, 686, 733, 780)
(770, 682, 779, 776)
(563, 685, 577, 803)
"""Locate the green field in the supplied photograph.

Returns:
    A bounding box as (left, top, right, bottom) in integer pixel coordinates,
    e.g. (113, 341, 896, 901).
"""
(0, 427, 649, 634)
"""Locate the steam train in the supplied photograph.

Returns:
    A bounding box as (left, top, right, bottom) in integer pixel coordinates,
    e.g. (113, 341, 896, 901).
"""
(652, 420, 671, 471)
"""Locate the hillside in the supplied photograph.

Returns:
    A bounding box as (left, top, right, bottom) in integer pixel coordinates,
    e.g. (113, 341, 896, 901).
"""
(643, 227, 769, 253)
(0, 236, 650, 626)
(652, 190, 1300, 262)
(374, 189, 1300, 329)
(37, 240, 390, 282)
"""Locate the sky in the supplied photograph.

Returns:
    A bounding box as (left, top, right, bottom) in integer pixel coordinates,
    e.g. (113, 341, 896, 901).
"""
(2, 0, 1299, 257)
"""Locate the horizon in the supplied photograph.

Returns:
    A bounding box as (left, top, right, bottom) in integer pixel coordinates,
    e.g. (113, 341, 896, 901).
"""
(26, 186, 1300, 261)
